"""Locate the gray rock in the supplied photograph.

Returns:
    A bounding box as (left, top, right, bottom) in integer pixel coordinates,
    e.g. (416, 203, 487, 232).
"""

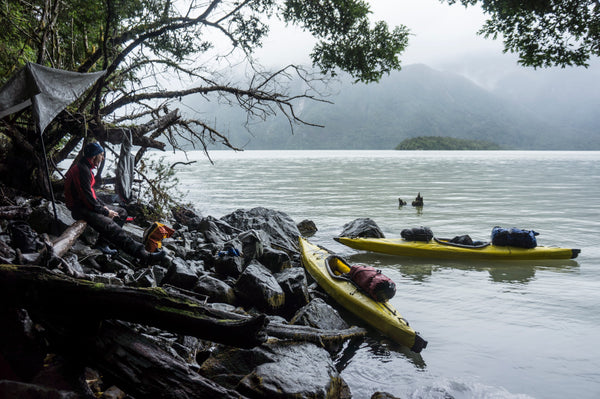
(258, 246, 291, 273)
(200, 341, 346, 399)
(194, 274, 236, 304)
(290, 298, 349, 330)
(234, 260, 285, 312)
(28, 200, 74, 234)
(171, 206, 203, 229)
(338, 217, 385, 238)
(213, 253, 244, 278)
(131, 268, 156, 287)
(58, 253, 86, 278)
(221, 207, 300, 254)
(275, 267, 310, 317)
(162, 257, 203, 290)
(297, 219, 318, 237)
(238, 341, 345, 399)
(197, 216, 240, 245)
(236, 229, 268, 261)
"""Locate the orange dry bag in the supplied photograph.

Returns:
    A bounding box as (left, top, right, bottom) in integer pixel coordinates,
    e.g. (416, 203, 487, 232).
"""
(142, 222, 175, 253)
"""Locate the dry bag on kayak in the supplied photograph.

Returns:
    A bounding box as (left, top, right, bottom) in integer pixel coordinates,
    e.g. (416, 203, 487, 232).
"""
(349, 264, 396, 302)
(491, 226, 538, 248)
(401, 226, 433, 242)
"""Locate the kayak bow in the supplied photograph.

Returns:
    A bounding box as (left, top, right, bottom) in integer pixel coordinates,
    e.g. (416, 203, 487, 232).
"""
(299, 237, 427, 353)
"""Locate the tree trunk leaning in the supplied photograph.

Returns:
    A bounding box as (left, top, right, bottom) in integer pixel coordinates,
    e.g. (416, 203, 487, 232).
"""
(0, 265, 268, 349)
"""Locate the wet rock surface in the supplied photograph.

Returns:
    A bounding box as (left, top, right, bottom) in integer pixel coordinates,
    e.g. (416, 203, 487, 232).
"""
(0, 185, 387, 398)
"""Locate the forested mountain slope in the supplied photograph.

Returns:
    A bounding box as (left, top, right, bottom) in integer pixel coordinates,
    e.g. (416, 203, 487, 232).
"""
(189, 64, 599, 150)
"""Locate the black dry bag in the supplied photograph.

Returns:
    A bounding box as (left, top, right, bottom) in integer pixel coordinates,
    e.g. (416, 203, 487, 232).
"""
(491, 226, 538, 249)
(401, 226, 433, 242)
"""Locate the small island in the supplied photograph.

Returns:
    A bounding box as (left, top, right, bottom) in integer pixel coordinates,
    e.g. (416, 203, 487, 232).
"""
(395, 136, 503, 150)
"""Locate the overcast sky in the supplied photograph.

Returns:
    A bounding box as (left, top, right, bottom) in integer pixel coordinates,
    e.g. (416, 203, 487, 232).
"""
(256, 1, 512, 72)
(253, 0, 598, 89)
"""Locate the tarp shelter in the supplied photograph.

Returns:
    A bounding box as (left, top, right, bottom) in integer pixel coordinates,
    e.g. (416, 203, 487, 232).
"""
(0, 62, 105, 218)
(0, 62, 105, 133)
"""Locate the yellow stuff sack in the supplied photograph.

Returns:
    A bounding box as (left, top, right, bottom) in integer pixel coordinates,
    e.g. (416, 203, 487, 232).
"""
(143, 222, 175, 253)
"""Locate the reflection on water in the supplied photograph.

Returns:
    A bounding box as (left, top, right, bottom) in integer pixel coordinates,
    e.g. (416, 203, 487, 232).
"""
(347, 252, 579, 284)
(169, 150, 600, 399)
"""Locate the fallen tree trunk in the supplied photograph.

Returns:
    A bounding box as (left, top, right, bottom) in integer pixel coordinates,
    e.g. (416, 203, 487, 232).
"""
(197, 301, 368, 346)
(0, 264, 365, 350)
(0, 265, 267, 348)
(51, 220, 87, 258)
(265, 322, 367, 346)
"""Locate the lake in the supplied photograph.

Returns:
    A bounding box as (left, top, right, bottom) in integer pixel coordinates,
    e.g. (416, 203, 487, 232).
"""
(162, 150, 600, 399)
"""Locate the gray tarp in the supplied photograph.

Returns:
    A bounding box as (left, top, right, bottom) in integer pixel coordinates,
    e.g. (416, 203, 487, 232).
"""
(0, 62, 105, 219)
(0, 62, 105, 133)
(116, 128, 135, 203)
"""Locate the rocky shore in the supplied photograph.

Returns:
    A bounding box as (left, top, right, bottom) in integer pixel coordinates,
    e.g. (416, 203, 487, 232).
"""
(0, 184, 403, 399)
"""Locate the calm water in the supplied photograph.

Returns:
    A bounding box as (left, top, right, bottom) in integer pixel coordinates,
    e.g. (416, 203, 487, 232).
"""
(162, 150, 600, 399)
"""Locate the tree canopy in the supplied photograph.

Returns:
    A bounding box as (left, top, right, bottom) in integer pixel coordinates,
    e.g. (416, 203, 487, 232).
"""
(446, 0, 600, 68)
(0, 0, 409, 201)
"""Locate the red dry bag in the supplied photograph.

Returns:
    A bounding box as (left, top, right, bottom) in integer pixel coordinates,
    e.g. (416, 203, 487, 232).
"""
(349, 264, 396, 302)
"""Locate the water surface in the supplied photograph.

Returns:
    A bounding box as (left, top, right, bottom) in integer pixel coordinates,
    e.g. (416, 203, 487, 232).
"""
(165, 150, 600, 399)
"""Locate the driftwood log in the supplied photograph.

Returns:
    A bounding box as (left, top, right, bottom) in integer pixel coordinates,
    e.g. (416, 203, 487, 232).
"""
(199, 302, 368, 346)
(0, 265, 268, 349)
(0, 263, 367, 348)
(51, 219, 87, 258)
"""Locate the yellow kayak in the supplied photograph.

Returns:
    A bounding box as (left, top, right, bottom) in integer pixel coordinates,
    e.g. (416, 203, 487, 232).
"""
(334, 236, 580, 260)
(299, 237, 427, 353)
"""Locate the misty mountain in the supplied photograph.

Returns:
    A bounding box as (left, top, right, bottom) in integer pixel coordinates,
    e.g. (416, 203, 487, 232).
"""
(186, 64, 600, 150)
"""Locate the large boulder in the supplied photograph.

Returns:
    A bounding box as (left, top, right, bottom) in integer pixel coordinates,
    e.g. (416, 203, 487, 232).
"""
(196, 216, 240, 246)
(258, 246, 291, 273)
(297, 219, 318, 237)
(274, 267, 310, 318)
(235, 229, 268, 262)
(200, 341, 346, 399)
(27, 200, 74, 235)
(290, 298, 349, 330)
(161, 257, 203, 290)
(213, 252, 244, 278)
(234, 260, 285, 312)
(338, 218, 385, 238)
(220, 207, 300, 254)
(237, 342, 346, 399)
(171, 206, 203, 230)
(194, 274, 237, 305)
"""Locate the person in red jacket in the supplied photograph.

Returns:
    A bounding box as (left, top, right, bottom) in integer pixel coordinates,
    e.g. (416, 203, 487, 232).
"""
(64, 142, 165, 264)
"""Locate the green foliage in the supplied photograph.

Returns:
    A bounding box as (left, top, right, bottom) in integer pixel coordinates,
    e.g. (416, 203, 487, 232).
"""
(0, 0, 107, 75)
(283, 0, 409, 82)
(395, 136, 503, 150)
(445, 0, 600, 68)
(0, 0, 410, 198)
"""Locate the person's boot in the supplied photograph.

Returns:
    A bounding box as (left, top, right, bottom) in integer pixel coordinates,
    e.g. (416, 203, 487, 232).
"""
(135, 247, 167, 265)
(93, 239, 118, 255)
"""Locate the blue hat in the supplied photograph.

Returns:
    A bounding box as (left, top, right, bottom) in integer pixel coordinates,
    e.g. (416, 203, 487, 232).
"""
(84, 142, 104, 158)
